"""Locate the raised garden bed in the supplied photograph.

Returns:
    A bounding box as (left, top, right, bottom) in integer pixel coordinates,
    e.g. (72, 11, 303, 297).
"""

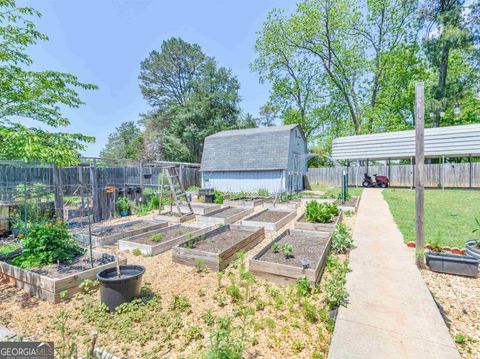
(294, 210, 343, 233)
(118, 224, 214, 256)
(154, 211, 196, 223)
(301, 197, 335, 204)
(0, 250, 126, 303)
(172, 224, 264, 271)
(223, 197, 266, 208)
(336, 196, 361, 213)
(249, 229, 332, 285)
(178, 202, 221, 215)
(197, 206, 254, 225)
(425, 252, 479, 277)
(242, 208, 296, 231)
(63, 205, 91, 220)
(263, 202, 298, 211)
(75, 220, 167, 246)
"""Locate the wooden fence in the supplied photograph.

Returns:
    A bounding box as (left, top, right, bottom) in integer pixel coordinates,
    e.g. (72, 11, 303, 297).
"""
(307, 163, 480, 188)
(0, 161, 201, 224)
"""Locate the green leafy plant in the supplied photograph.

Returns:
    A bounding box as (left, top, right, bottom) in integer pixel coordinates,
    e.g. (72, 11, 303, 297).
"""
(296, 275, 312, 297)
(132, 248, 142, 256)
(150, 233, 164, 242)
(116, 197, 129, 212)
(12, 221, 83, 269)
(282, 243, 293, 258)
(472, 217, 480, 248)
(337, 191, 352, 202)
(331, 223, 354, 254)
(271, 242, 280, 253)
(304, 201, 339, 223)
(213, 191, 225, 204)
(257, 188, 269, 197)
(194, 258, 209, 273)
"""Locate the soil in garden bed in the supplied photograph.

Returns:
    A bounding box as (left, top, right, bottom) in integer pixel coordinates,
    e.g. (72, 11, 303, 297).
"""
(204, 207, 245, 218)
(91, 221, 153, 237)
(258, 233, 329, 268)
(186, 229, 252, 253)
(6, 252, 114, 279)
(298, 214, 340, 224)
(130, 226, 198, 245)
(247, 210, 290, 223)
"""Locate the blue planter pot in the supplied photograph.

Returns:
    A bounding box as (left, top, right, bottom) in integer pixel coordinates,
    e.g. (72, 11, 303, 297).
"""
(119, 210, 129, 217)
(425, 252, 479, 277)
(466, 240, 480, 260)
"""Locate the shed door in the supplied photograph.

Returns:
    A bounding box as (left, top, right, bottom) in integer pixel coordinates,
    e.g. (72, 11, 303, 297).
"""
(292, 153, 301, 192)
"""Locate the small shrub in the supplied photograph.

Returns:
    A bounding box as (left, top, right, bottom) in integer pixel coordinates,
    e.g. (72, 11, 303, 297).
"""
(168, 295, 191, 313)
(12, 221, 83, 269)
(336, 192, 352, 201)
(213, 191, 225, 204)
(301, 300, 318, 323)
(331, 223, 354, 254)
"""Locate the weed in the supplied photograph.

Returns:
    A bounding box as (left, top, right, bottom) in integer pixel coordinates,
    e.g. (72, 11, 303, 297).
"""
(150, 233, 164, 242)
(132, 248, 142, 256)
(194, 258, 209, 273)
(296, 275, 312, 297)
(168, 295, 191, 313)
(331, 223, 354, 254)
(344, 210, 354, 217)
(292, 340, 305, 354)
(184, 325, 203, 344)
(302, 300, 319, 323)
(79, 279, 99, 294)
(455, 334, 466, 345)
(201, 309, 216, 326)
(257, 188, 269, 197)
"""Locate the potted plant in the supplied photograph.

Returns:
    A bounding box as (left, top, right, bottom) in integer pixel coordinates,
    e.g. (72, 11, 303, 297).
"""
(96, 263, 146, 312)
(116, 197, 130, 217)
(466, 217, 480, 260)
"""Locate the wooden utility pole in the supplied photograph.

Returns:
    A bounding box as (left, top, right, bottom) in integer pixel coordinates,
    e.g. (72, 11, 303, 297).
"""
(415, 82, 426, 269)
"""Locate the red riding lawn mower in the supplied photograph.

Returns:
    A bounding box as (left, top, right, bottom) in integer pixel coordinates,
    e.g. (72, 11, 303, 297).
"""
(362, 173, 389, 188)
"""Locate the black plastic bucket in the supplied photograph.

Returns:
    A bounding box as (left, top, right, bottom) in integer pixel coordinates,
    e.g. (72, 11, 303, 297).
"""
(96, 265, 146, 312)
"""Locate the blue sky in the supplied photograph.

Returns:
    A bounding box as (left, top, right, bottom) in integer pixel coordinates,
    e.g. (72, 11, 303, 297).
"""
(22, 0, 295, 157)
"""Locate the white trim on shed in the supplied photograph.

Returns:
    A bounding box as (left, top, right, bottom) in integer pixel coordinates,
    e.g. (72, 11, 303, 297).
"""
(332, 124, 480, 160)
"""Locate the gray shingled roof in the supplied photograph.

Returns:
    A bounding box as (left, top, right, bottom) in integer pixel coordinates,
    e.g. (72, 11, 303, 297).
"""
(200, 125, 298, 172)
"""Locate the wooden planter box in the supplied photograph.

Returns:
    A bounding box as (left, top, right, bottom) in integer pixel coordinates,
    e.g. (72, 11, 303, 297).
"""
(75, 220, 168, 246)
(172, 224, 265, 271)
(197, 206, 254, 225)
(118, 224, 213, 256)
(178, 202, 221, 215)
(249, 229, 332, 285)
(294, 211, 343, 233)
(242, 208, 297, 231)
(337, 196, 361, 213)
(154, 212, 196, 223)
(300, 197, 335, 204)
(263, 202, 299, 211)
(0, 251, 126, 303)
(223, 197, 266, 208)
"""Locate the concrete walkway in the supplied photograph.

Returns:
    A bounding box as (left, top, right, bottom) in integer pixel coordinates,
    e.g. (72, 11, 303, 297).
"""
(328, 189, 460, 359)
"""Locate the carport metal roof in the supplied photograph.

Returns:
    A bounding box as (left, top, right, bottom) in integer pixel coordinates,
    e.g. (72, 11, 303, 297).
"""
(331, 124, 480, 160)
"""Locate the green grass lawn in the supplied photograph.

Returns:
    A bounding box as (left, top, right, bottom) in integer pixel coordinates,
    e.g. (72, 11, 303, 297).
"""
(310, 184, 364, 198)
(383, 188, 480, 248)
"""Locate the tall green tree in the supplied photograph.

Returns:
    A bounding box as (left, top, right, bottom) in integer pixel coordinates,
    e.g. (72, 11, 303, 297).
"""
(139, 37, 242, 162)
(422, 0, 480, 126)
(0, 0, 97, 165)
(100, 121, 143, 160)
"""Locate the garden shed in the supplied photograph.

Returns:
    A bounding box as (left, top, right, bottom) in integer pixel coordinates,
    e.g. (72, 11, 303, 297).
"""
(200, 124, 308, 193)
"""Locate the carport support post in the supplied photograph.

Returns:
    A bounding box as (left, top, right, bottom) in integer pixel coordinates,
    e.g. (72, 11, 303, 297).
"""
(415, 82, 426, 269)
